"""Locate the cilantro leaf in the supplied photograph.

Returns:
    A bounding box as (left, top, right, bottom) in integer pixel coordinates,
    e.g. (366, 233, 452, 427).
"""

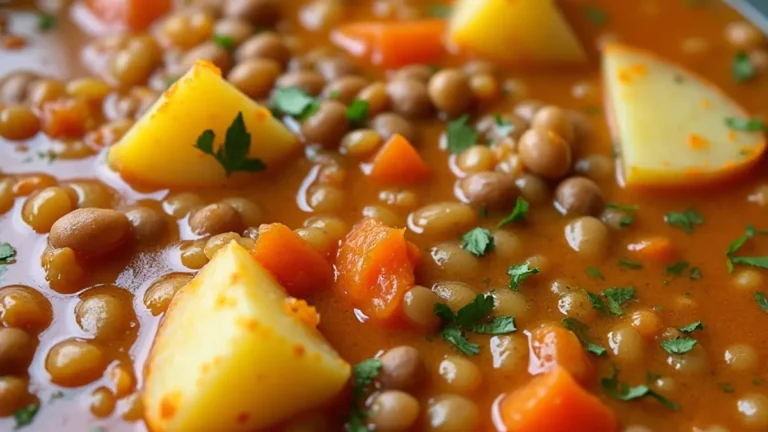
(346, 358, 382, 431)
(584, 5, 608, 25)
(446, 115, 478, 154)
(602, 287, 636, 316)
(194, 112, 266, 176)
(601, 366, 680, 410)
(494, 114, 516, 137)
(606, 203, 639, 212)
(731, 256, 768, 269)
(733, 51, 755, 83)
(497, 197, 529, 227)
(429, 4, 452, 18)
(689, 266, 702, 280)
(679, 321, 704, 333)
(718, 382, 735, 393)
(461, 227, 494, 258)
(469, 316, 516, 335)
(271, 87, 320, 119)
(664, 209, 703, 233)
(37, 13, 57, 31)
(666, 261, 690, 275)
(346, 99, 369, 128)
(755, 292, 768, 313)
(619, 216, 634, 227)
(618, 258, 643, 270)
(587, 291, 606, 313)
(0, 243, 16, 264)
(13, 404, 39, 429)
(661, 337, 697, 355)
(586, 267, 605, 280)
(441, 326, 480, 356)
(434, 303, 455, 323)
(212, 34, 235, 50)
(454, 293, 495, 328)
(562, 318, 606, 356)
(507, 263, 539, 291)
(726, 117, 766, 132)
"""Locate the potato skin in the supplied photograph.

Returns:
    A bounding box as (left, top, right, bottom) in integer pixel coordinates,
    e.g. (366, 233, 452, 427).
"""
(143, 242, 350, 431)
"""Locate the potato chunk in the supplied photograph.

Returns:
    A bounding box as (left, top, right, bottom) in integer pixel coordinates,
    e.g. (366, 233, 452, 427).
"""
(108, 60, 299, 188)
(449, 0, 586, 65)
(143, 242, 350, 431)
(604, 44, 766, 187)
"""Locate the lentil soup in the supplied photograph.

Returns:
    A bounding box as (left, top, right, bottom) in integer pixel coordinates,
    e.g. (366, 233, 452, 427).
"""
(1, 0, 768, 431)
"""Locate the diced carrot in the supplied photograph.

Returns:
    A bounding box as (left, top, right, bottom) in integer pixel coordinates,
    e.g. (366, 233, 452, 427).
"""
(500, 367, 619, 432)
(627, 236, 677, 264)
(369, 134, 430, 185)
(331, 20, 446, 68)
(334, 218, 420, 325)
(84, 0, 171, 30)
(41, 99, 91, 139)
(528, 324, 593, 385)
(251, 223, 334, 297)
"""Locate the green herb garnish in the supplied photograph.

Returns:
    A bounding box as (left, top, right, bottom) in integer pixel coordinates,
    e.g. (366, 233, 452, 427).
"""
(602, 287, 636, 316)
(194, 112, 266, 176)
(661, 337, 697, 355)
(666, 261, 690, 275)
(446, 115, 478, 154)
(461, 227, 494, 257)
(347, 358, 382, 431)
(718, 382, 735, 393)
(664, 209, 703, 233)
(434, 294, 516, 356)
(618, 258, 643, 270)
(726, 117, 766, 132)
(619, 216, 634, 227)
(755, 292, 768, 313)
(497, 197, 529, 227)
(37, 13, 57, 31)
(586, 267, 605, 280)
(733, 51, 755, 83)
(494, 114, 516, 137)
(13, 404, 39, 429)
(507, 263, 539, 291)
(0, 243, 16, 264)
(346, 99, 369, 128)
(689, 266, 702, 280)
(588, 291, 606, 313)
(584, 5, 608, 25)
(601, 365, 680, 410)
(212, 34, 235, 49)
(679, 321, 704, 333)
(271, 87, 320, 119)
(606, 203, 639, 212)
(562, 318, 607, 356)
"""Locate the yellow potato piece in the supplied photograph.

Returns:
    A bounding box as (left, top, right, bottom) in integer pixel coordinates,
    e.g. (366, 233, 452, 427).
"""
(143, 241, 350, 431)
(604, 44, 766, 187)
(108, 61, 299, 188)
(449, 0, 586, 65)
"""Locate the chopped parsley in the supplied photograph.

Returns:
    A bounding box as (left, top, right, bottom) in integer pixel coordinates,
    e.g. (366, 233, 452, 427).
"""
(586, 267, 605, 280)
(346, 100, 369, 127)
(619, 216, 634, 227)
(446, 115, 478, 154)
(689, 266, 702, 280)
(0, 243, 16, 264)
(587, 291, 606, 313)
(497, 197, 529, 227)
(428, 4, 452, 18)
(602, 287, 636, 316)
(507, 263, 539, 291)
(606, 203, 639, 212)
(562, 318, 607, 356)
(434, 294, 516, 356)
(661, 337, 697, 355)
(733, 51, 755, 83)
(347, 358, 382, 431)
(37, 13, 57, 31)
(664, 208, 703, 233)
(601, 365, 680, 410)
(755, 292, 768, 313)
(718, 382, 735, 393)
(194, 112, 266, 176)
(731, 256, 768, 270)
(494, 114, 516, 137)
(461, 227, 494, 257)
(726, 117, 766, 132)
(618, 258, 643, 270)
(584, 5, 608, 25)
(666, 261, 690, 275)
(271, 87, 320, 119)
(13, 404, 39, 429)
(211, 34, 235, 50)
(679, 321, 704, 333)
(726, 225, 768, 272)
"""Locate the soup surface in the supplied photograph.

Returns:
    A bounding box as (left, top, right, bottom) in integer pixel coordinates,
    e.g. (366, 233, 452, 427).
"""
(1, 0, 768, 431)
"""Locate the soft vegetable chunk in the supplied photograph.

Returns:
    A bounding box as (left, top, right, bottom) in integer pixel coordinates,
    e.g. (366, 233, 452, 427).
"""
(108, 61, 299, 187)
(369, 134, 430, 185)
(331, 20, 446, 68)
(604, 44, 766, 186)
(335, 218, 420, 325)
(500, 367, 619, 432)
(143, 242, 350, 431)
(449, 0, 587, 65)
(528, 324, 593, 384)
(84, 0, 171, 30)
(251, 223, 335, 297)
